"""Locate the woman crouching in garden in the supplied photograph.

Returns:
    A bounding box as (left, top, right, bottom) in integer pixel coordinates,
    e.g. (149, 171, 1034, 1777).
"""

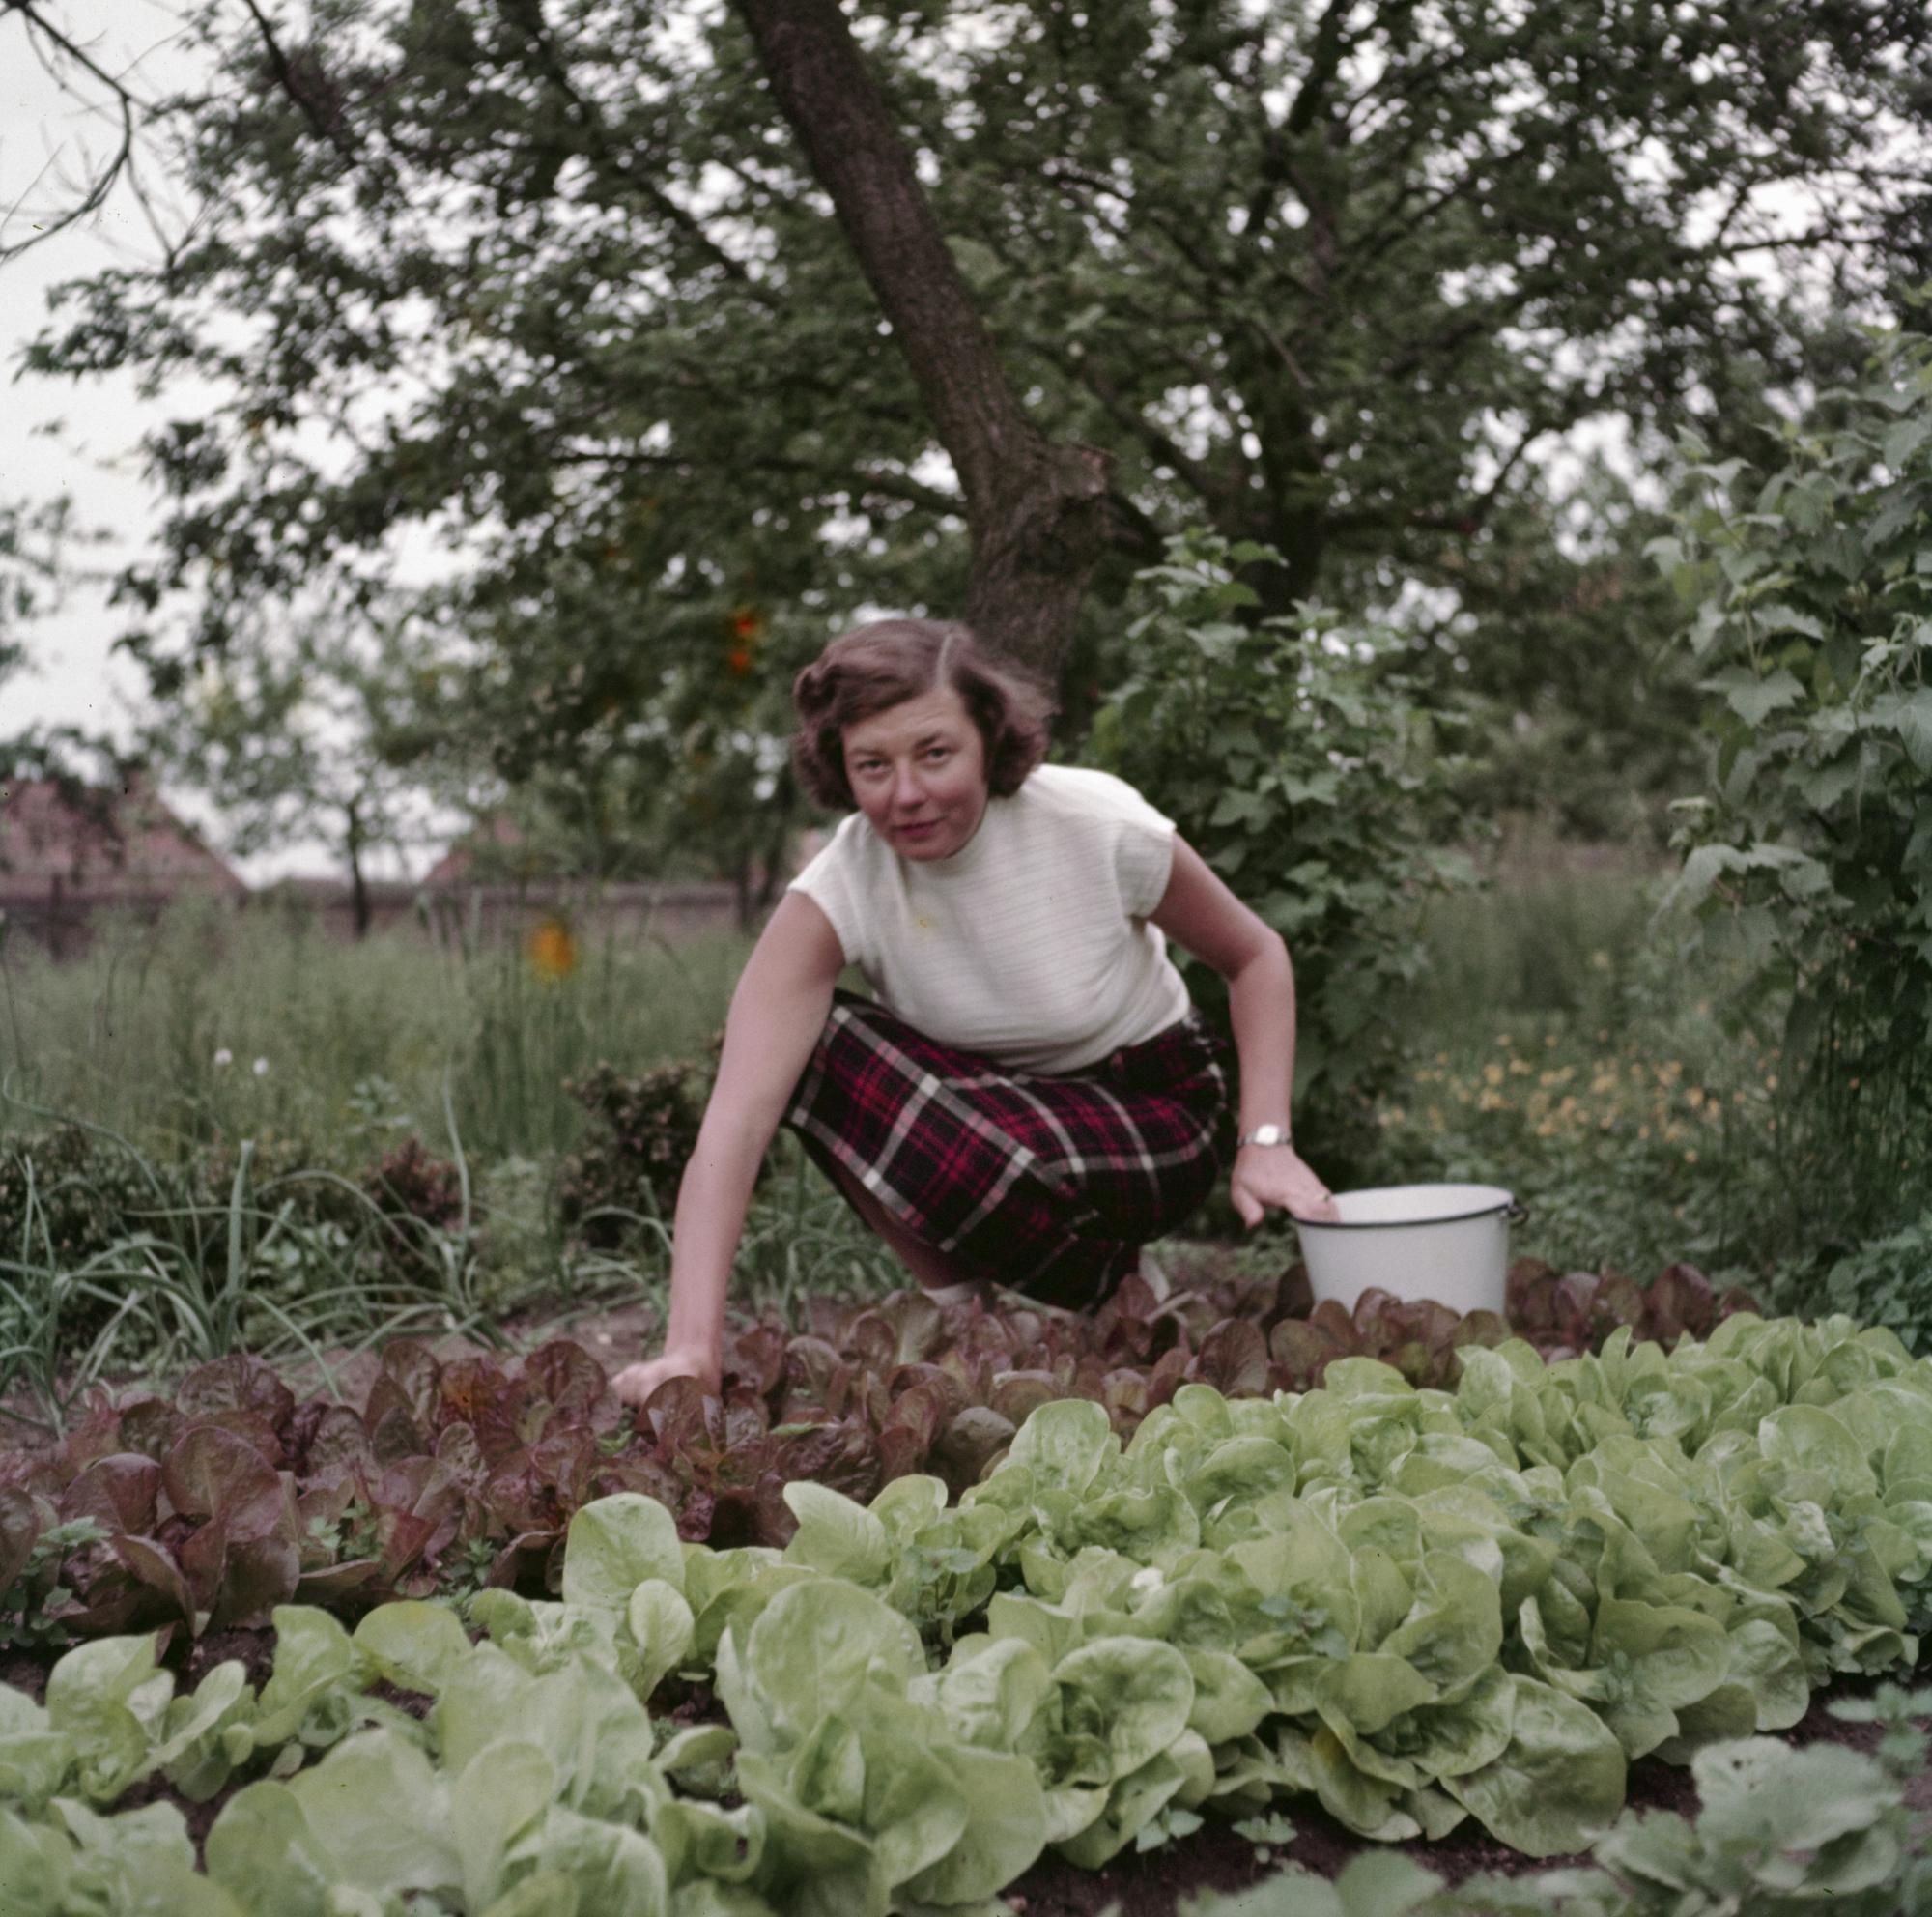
(612, 618, 1337, 1406)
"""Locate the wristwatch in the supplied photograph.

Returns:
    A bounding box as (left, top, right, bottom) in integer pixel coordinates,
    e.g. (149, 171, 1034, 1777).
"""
(1237, 1123, 1294, 1149)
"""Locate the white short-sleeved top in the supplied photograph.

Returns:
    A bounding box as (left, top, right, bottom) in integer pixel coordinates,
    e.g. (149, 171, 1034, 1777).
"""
(787, 764, 1191, 1075)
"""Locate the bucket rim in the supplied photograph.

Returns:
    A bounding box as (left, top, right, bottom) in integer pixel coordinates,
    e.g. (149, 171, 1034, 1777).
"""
(1293, 1182, 1519, 1230)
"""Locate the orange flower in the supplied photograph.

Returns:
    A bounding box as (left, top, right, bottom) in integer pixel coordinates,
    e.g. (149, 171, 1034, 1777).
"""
(527, 916, 580, 981)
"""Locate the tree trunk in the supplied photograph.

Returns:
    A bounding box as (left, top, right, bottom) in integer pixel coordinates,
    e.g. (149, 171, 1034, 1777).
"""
(731, 0, 1154, 685)
(345, 803, 372, 941)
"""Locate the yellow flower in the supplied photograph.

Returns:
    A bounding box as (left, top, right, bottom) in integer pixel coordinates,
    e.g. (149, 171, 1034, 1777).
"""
(1484, 1062, 1505, 1087)
(1686, 1087, 1706, 1109)
(1496, 1033, 1513, 1047)
(1684, 1148, 1699, 1163)
(527, 917, 581, 981)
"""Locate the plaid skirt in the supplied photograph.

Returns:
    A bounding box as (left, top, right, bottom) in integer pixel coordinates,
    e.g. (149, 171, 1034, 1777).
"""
(782, 991, 1233, 1310)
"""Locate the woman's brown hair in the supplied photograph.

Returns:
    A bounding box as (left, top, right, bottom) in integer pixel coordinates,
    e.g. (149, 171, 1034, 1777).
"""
(791, 618, 1056, 810)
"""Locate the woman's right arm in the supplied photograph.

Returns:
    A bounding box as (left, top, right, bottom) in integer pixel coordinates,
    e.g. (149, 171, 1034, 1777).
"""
(611, 893, 845, 1406)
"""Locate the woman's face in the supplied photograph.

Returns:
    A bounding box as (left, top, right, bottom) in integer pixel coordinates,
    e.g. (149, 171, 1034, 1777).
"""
(841, 685, 990, 861)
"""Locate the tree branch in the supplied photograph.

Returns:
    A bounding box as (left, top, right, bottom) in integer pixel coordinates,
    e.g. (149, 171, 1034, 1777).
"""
(492, 0, 759, 291)
(0, 0, 141, 264)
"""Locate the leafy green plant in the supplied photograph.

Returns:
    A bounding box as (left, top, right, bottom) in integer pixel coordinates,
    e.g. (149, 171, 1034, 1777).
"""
(4, 1310, 1932, 1911)
(0, 1516, 108, 1651)
(555, 1058, 710, 1248)
(1092, 530, 1479, 1186)
(1182, 1694, 1932, 1914)
(1652, 321, 1932, 1247)
(1804, 1208, 1932, 1353)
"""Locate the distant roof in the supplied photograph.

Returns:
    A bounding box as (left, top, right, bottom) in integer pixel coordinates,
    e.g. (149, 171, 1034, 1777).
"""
(0, 772, 247, 901)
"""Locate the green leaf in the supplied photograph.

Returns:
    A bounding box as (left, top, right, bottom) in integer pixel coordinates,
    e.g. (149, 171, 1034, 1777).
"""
(254, 1606, 358, 1747)
(1442, 1676, 1627, 1857)
(352, 1600, 471, 1697)
(450, 1739, 556, 1913)
(1701, 665, 1805, 725)
(284, 1730, 461, 1895)
(518, 1804, 668, 1917)
(783, 1482, 892, 1585)
(1007, 1399, 1118, 1497)
(728, 1580, 923, 1747)
(1053, 1637, 1195, 1779)
(626, 1579, 696, 1701)
(203, 1782, 335, 1917)
(905, 1741, 1046, 1902)
(561, 1494, 686, 1610)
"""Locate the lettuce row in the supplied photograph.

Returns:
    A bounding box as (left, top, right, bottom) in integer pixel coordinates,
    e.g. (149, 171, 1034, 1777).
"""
(1185, 1695, 1932, 1915)
(0, 1310, 1928, 1913)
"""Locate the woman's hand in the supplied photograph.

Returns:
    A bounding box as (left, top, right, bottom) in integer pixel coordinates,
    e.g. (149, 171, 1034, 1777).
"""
(1231, 1144, 1339, 1228)
(611, 1347, 721, 1410)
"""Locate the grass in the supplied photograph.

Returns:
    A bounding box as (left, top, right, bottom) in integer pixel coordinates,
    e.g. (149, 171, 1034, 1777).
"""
(1366, 862, 1926, 1297)
(0, 899, 753, 1160)
(1, 856, 1922, 1416)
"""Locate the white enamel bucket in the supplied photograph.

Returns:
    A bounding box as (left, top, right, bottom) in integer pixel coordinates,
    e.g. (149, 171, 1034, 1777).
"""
(1293, 1183, 1526, 1315)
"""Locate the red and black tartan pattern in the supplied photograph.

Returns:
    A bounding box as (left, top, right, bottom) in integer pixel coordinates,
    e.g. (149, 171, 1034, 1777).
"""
(782, 991, 1233, 1310)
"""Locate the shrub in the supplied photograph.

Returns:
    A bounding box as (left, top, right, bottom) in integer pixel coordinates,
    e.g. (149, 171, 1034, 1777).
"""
(555, 1058, 710, 1246)
(1806, 1208, 1932, 1354)
(0, 1124, 161, 1271)
(1091, 530, 1479, 1187)
(1652, 322, 1932, 1242)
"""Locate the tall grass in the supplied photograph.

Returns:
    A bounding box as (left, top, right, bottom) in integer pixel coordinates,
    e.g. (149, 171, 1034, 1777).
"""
(0, 900, 753, 1164)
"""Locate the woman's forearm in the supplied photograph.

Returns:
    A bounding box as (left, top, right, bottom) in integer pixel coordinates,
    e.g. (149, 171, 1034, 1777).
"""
(1227, 931, 1297, 1134)
(660, 1121, 767, 1374)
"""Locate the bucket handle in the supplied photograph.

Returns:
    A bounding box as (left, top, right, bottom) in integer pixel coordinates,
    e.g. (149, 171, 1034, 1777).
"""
(1505, 1199, 1530, 1226)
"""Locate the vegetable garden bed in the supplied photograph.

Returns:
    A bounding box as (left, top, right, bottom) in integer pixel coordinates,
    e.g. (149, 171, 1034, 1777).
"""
(3, 1267, 1930, 1912)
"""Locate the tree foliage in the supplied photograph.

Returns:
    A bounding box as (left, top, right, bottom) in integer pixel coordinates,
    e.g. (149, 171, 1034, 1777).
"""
(148, 608, 453, 932)
(0, 496, 111, 787)
(12, 0, 1932, 852)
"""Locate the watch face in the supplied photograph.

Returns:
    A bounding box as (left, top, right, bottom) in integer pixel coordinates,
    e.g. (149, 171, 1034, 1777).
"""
(1245, 1124, 1289, 1148)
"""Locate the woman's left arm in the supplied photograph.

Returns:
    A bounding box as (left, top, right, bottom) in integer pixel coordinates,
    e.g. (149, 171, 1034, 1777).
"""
(1149, 838, 1340, 1226)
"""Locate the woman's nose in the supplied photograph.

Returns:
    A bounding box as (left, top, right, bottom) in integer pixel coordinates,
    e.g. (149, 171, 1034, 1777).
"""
(892, 763, 923, 808)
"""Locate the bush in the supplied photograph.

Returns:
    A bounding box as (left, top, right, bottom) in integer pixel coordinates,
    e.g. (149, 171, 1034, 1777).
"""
(1802, 1209, 1932, 1354)
(555, 1059, 710, 1246)
(1653, 321, 1932, 1242)
(0, 1124, 162, 1271)
(1091, 530, 1479, 1187)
